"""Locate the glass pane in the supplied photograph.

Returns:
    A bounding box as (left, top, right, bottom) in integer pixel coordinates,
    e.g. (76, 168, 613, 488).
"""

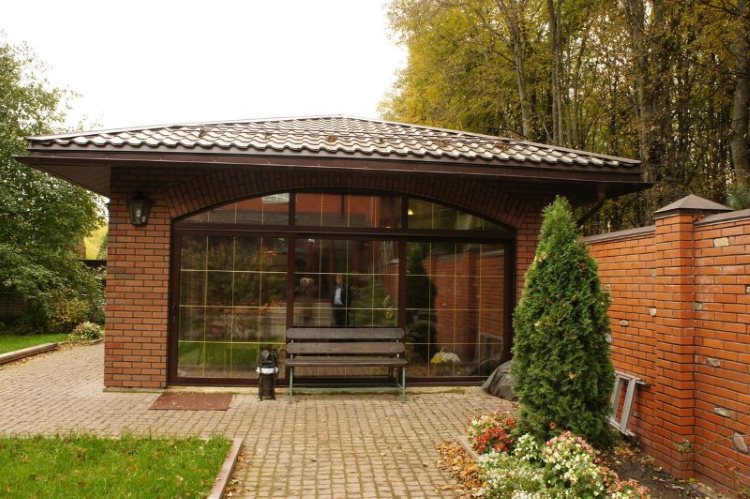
(407, 198, 508, 231)
(206, 272, 233, 306)
(180, 271, 205, 306)
(234, 238, 261, 271)
(179, 307, 205, 341)
(233, 273, 261, 307)
(178, 234, 288, 380)
(181, 193, 290, 225)
(207, 237, 235, 271)
(260, 238, 288, 272)
(295, 193, 401, 228)
(232, 307, 259, 340)
(405, 242, 506, 377)
(292, 238, 398, 328)
(180, 235, 207, 270)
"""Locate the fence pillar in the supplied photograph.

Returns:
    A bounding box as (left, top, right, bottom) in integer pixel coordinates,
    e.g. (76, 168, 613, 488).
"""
(651, 196, 732, 478)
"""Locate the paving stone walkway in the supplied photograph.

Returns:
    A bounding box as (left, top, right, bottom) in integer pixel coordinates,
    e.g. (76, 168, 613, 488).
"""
(0, 344, 510, 498)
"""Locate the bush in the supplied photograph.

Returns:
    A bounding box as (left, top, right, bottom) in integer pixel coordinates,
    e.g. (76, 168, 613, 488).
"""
(477, 432, 649, 498)
(48, 292, 90, 333)
(0, 247, 105, 334)
(512, 197, 616, 449)
(69, 321, 104, 342)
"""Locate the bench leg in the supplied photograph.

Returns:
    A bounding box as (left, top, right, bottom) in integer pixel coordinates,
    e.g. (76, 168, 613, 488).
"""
(289, 368, 294, 403)
(400, 367, 406, 403)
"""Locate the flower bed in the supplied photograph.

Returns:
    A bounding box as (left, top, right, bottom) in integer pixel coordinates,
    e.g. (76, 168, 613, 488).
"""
(465, 413, 649, 498)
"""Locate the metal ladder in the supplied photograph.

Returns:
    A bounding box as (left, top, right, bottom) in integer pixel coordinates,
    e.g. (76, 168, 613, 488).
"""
(609, 371, 645, 437)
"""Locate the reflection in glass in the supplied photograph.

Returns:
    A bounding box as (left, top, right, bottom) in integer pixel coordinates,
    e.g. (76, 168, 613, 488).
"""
(181, 194, 290, 225)
(408, 198, 508, 231)
(295, 193, 401, 228)
(292, 238, 398, 327)
(177, 235, 287, 379)
(405, 242, 505, 376)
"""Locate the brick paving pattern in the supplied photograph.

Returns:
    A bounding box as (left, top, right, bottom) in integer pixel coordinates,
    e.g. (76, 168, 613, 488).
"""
(0, 345, 509, 498)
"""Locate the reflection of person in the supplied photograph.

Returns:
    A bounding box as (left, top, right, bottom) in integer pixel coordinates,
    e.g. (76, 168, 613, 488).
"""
(299, 277, 315, 325)
(331, 274, 349, 327)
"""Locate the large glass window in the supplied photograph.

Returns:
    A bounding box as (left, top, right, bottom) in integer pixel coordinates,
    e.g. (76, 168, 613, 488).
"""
(405, 242, 506, 377)
(174, 191, 511, 383)
(177, 235, 287, 379)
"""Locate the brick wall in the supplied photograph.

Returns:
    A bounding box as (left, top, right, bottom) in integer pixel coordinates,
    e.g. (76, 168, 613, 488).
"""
(105, 166, 551, 389)
(586, 206, 750, 494)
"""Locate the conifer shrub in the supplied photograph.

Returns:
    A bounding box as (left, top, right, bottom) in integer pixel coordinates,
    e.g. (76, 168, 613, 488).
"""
(512, 197, 616, 449)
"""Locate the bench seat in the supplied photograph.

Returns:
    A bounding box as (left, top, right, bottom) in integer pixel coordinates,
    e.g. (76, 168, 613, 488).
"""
(286, 327, 407, 401)
(286, 357, 408, 368)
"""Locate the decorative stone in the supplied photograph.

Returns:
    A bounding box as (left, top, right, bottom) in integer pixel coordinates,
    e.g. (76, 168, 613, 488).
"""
(714, 407, 732, 418)
(746, 285, 750, 295)
(605, 334, 612, 344)
(482, 359, 516, 400)
(649, 308, 657, 316)
(713, 237, 729, 247)
(619, 320, 629, 327)
(733, 433, 749, 454)
(694, 302, 703, 311)
(706, 357, 721, 367)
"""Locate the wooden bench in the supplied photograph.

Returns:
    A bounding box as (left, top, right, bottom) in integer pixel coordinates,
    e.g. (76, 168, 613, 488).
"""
(286, 327, 407, 402)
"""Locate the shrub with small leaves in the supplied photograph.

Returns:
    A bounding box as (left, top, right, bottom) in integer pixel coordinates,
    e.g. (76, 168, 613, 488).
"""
(69, 321, 104, 342)
(467, 412, 517, 454)
(477, 430, 650, 498)
(49, 292, 90, 333)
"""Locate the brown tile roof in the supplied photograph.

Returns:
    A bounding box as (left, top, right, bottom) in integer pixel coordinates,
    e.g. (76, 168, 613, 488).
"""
(27, 115, 639, 169)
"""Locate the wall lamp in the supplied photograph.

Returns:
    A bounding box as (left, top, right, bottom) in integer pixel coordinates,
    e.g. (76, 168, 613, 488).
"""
(128, 193, 153, 226)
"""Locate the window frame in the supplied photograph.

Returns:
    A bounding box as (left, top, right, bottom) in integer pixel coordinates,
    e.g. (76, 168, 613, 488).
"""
(169, 190, 515, 386)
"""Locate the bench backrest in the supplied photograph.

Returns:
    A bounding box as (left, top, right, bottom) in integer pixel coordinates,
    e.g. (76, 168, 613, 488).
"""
(286, 328, 405, 356)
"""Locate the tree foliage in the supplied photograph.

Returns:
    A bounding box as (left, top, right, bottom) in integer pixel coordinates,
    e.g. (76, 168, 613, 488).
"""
(512, 197, 615, 448)
(383, 0, 750, 231)
(0, 40, 103, 332)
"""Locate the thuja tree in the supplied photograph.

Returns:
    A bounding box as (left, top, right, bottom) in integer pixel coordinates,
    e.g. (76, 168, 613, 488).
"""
(512, 197, 616, 449)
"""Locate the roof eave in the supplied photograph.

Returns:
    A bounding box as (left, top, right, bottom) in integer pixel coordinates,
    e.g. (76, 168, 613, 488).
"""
(16, 150, 648, 200)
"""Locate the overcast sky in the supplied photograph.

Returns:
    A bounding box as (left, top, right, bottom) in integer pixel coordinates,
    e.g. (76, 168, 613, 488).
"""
(3, 0, 406, 131)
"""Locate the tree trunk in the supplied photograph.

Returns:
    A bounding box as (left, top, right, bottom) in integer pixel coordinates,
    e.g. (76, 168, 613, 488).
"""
(547, 0, 566, 146)
(624, 0, 650, 179)
(731, 0, 750, 187)
(496, 0, 533, 139)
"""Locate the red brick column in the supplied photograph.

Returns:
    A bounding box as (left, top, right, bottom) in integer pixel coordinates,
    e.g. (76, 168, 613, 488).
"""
(651, 208, 698, 478)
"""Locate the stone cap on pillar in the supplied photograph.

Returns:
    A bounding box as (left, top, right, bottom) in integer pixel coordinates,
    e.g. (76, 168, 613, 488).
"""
(653, 194, 732, 220)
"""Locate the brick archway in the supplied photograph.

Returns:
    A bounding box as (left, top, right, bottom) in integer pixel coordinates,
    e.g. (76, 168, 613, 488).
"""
(164, 169, 530, 230)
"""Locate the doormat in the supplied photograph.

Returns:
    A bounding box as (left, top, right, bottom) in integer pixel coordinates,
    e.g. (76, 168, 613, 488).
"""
(150, 392, 233, 411)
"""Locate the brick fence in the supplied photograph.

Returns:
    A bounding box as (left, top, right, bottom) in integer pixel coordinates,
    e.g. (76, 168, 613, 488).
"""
(585, 196, 750, 493)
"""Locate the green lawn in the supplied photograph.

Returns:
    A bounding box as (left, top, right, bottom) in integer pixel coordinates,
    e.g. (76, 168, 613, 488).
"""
(0, 334, 69, 355)
(0, 435, 230, 498)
